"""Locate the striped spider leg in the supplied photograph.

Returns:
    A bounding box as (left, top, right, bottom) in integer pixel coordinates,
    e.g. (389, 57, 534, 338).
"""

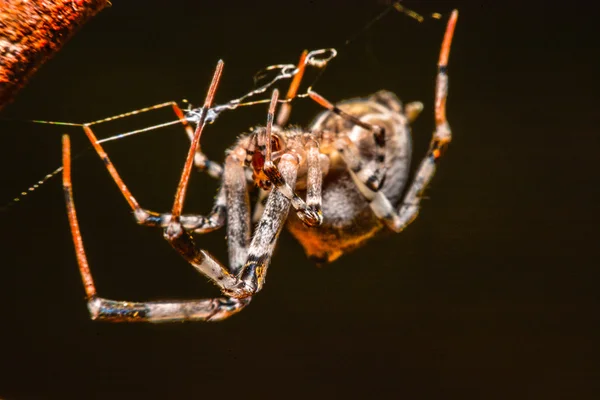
(251, 49, 309, 223)
(64, 133, 249, 322)
(69, 48, 316, 234)
(252, 89, 325, 227)
(63, 62, 323, 321)
(306, 10, 458, 234)
(78, 119, 226, 234)
(63, 61, 248, 322)
(164, 86, 326, 299)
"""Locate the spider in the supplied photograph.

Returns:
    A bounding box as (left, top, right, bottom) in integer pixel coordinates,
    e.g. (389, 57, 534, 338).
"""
(61, 10, 458, 322)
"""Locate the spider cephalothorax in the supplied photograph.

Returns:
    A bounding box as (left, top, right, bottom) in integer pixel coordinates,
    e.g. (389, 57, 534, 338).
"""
(61, 10, 458, 322)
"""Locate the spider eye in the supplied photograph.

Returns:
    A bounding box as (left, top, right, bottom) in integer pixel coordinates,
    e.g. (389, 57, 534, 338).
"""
(270, 136, 281, 152)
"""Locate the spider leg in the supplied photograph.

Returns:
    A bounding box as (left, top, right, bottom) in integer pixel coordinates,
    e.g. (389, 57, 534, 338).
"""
(263, 143, 323, 227)
(162, 152, 298, 298)
(223, 149, 251, 275)
(157, 61, 247, 288)
(237, 153, 298, 294)
(309, 90, 387, 192)
(163, 77, 295, 297)
(78, 65, 229, 233)
(304, 139, 325, 221)
(260, 89, 323, 226)
(64, 142, 297, 322)
(139, 186, 227, 234)
(333, 136, 385, 202)
(62, 134, 249, 322)
(80, 123, 226, 232)
(359, 10, 458, 232)
(87, 297, 250, 322)
(276, 50, 308, 126)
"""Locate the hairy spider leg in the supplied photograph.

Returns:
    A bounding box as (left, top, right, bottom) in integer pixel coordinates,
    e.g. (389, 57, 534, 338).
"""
(262, 90, 324, 227)
(64, 61, 299, 320)
(169, 60, 224, 222)
(162, 149, 300, 299)
(159, 86, 315, 298)
(78, 67, 228, 233)
(308, 90, 387, 193)
(61, 134, 249, 322)
(242, 46, 320, 205)
(80, 124, 226, 232)
(276, 49, 308, 126)
(237, 154, 299, 294)
(303, 10, 457, 233)
(62, 135, 96, 300)
(161, 67, 302, 299)
(364, 9, 458, 232)
(263, 89, 279, 163)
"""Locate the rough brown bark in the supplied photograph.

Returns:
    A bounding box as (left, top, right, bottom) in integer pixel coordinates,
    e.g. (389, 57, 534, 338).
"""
(0, 0, 110, 110)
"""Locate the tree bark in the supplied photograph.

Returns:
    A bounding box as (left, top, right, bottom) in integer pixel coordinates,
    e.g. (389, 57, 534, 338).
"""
(0, 0, 110, 110)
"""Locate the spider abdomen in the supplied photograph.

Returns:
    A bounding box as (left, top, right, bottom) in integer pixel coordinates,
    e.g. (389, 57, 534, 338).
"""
(286, 91, 414, 263)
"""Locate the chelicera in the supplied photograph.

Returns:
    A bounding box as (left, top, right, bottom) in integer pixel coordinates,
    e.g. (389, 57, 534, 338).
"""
(61, 10, 458, 322)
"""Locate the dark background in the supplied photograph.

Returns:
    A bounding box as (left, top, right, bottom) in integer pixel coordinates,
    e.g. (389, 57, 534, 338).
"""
(1, 1, 598, 398)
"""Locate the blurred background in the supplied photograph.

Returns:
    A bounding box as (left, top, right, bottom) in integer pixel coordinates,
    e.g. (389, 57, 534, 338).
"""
(1, 0, 598, 398)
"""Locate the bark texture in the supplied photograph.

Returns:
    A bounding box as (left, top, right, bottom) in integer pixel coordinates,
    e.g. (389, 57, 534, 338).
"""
(0, 0, 109, 110)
